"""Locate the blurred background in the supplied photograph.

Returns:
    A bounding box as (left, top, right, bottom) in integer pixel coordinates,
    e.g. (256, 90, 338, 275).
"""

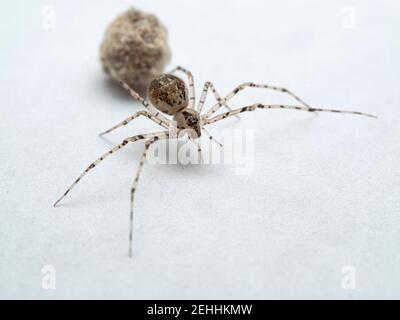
(0, 0, 399, 299)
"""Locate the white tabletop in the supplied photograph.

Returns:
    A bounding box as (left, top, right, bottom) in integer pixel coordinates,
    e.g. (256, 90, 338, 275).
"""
(1, 0, 399, 299)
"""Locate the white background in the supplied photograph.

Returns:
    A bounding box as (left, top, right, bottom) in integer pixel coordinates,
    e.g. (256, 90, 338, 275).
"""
(1, 0, 399, 299)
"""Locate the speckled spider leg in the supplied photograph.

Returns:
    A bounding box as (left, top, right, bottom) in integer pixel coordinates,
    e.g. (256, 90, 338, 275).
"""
(188, 137, 203, 164)
(169, 66, 195, 108)
(205, 104, 377, 125)
(99, 110, 172, 136)
(109, 68, 171, 124)
(206, 82, 312, 118)
(53, 131, 167, 207)
(129, 131, 170, 256)
(202, 127, 223, 147)
(197, 81, 240, 120)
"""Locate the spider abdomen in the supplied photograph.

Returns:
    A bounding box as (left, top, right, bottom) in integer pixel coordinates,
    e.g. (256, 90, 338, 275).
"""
(148, 74, 188, 115)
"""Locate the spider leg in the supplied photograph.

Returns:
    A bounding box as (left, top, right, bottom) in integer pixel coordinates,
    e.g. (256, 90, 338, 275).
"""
(169, 66, 195, 108)
(202, 127, 223, 147)
(205, 104, 377, 125)
(108, 68, 171, 124)
(99, 110, 172, 136)
(206, 82, 312, 118)
(197, 81, 240, 120)
(188, 137, 203, 164)
(53, 131, 167, 207)
(129, 131, 170, 256)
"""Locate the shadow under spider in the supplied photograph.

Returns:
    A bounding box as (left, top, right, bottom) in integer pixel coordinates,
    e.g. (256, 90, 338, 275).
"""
(101, 77, 147, 102)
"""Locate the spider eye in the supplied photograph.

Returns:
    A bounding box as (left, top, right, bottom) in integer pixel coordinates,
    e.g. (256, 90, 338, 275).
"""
(181, 110, 199, 126)
(185, 114, 198, 126)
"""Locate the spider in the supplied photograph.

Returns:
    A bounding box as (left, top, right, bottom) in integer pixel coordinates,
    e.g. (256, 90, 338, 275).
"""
(54, 66, 376, 256)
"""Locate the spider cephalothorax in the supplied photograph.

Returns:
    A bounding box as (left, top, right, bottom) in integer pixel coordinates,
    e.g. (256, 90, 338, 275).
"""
(174, 108, 202, 138)
(148, 73, 188, 115)
(54, 65, 376, 257)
